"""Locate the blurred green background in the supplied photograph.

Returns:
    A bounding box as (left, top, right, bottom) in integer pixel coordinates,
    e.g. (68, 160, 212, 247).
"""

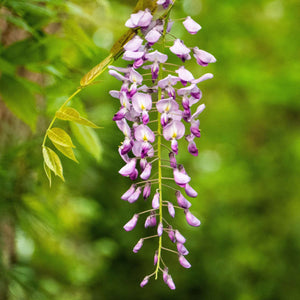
(0, 0, 299, 299)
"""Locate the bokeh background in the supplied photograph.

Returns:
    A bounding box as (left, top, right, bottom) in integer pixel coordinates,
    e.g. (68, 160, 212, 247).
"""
(0, 0, 299, 299)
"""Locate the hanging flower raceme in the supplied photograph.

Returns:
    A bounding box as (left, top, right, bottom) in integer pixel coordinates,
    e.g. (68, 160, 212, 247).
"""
(109, 1, 216, 290)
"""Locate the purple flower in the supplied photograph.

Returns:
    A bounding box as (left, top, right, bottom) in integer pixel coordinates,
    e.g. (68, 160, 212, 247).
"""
(157, 222, 163, 236)
(185, 210, 201, 227)
(124, 35, 143, 51)
(119, 158, 137, 177)
(145, 50, 168, 81)
(179, 255, 191, 268)
(154, 250, 158, 265)
(156, 98, 179, 114)
(133, 238, 144, 253)
(177, 243, 189, 256)
(128, 187, 142, 203)
(111, 2, 215, 288)
(132, 141, 154, 159)
(173, 168, 191, 186)
(125, 9, 153, 28)
(170, 39, 191, 62)
(185, 183, 198, 198)
(169, 152, 177, 168)
(187, 138, 198, 156)
(177, 84, 202, 100)
(192, 73, 214, 84)
(166, 275, 176, 290)
(158, 74, 180, 98)
(190, 119, 201, 137)
(145, 28, 162, 46)
(140, 163, 152, 180)
(132, 92, 152, 124)
(175, 229, 186, 244)
(157, 98, 180, 126)
(124, 214, 139, 231)
(121, 184, 136, 201)
(140, 276, 149, 287)
(175, 190, 192, 209)
(152, 192, 160, 209)
(134, 124, 155, 143)
(122, 50, 144, 61)
(109, 69, 126, 81)
(157, 0, 173, 9)
(145, 50, 168, 64)
(129, 169, 138, 181)
(116, 119, 131, 137)
(145, 211, 157, 228)
(175, 66, 194, 86)
(193, 47, 216, 66)
(167, 201, 175, 218)
(163, 267, 169, 283)
(168, 227, 176, 243)
(163, 121, 185, 154)
(183, 16, 201, 35)
(143, 182, 151, 200)
(191, 104, 205, 120)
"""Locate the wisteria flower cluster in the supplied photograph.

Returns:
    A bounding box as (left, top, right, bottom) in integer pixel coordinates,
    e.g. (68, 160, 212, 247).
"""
(109, 1, 216, 289)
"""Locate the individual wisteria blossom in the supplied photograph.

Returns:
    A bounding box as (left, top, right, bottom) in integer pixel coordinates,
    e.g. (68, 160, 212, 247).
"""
(170, 39, 191, 62)
(145, 50, 168, 81)
(193, 47, 217, 67)
(157, 0, 173, 10)
(109, 0, 216, 290)
(183, 16, 201, 35)
(125, 9, 153, 28)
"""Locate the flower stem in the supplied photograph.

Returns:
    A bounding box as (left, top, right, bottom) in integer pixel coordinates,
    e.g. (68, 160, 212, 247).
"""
(154, 5, 172, 281)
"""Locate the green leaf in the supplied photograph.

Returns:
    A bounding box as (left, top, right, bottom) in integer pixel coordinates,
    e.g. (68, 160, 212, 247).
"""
(43, 162, 52, 187)
(1, 38, 46, 65)
(42, 146, 64, 182)
(52, 143, 78, 163)
(6, 15, 36, 36)
(8, 1, 55, 17)
(47, 128, 75, 148)
(56, 107, 99, 128)
(0, 58, 16, 75)
(70, 123, 101, 162)
(80, 54, 114, 87)
(0, 74, 37, 132)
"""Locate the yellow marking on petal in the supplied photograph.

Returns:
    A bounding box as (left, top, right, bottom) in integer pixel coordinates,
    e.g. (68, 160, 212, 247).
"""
(143, 135, 148, 141)
(165, 104, 170, 112)
(141, 104, 145, 110)
(172, 132, 177, 139)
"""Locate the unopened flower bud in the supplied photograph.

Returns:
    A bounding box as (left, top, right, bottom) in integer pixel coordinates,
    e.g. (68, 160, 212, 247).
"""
(185, 209, 201, 227)
(175, 230, 186, 244)
(152, 192, 160, 209)
(123, 214, 139, 231)
(133, 238, 144, 253)
(157, 222, 163, 236)
(140, 276, 149, 287)
(179, 255, 191, 268)
(177, 243, 189, 256)
(167, 201, 175, 218)
(121, 184, 136, 201)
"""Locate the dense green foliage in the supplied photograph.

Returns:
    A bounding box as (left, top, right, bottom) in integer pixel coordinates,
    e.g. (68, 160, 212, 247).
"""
(0, 0, 299, 299)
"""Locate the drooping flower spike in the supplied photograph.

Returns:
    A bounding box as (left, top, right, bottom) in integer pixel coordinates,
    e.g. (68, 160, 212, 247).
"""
(110, 1, 216, 289)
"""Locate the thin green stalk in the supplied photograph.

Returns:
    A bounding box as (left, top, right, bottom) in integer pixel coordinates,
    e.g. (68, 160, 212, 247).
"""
(154, 5, 173, 280)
